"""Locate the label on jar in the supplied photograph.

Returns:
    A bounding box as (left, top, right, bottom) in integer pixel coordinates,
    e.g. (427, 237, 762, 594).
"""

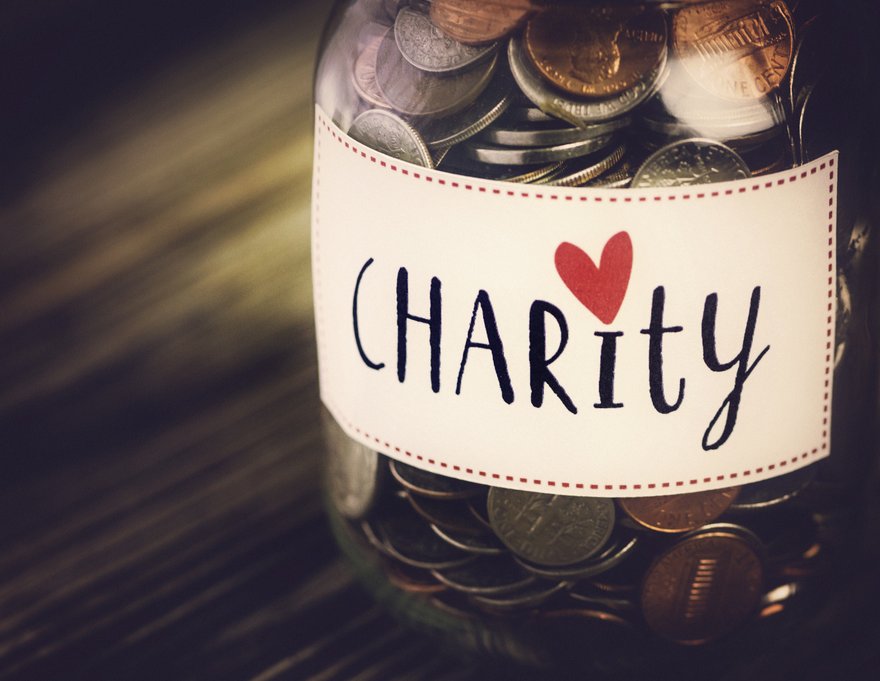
(312, 107, 837, 497)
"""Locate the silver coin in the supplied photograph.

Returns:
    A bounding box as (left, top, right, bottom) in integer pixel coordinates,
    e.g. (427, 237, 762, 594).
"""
(514, 535, 639, 580)
(415, 65, 514, 149)
(406, 492, 485, 534)
(588, 161, 634, 188)
(566, 584, 636, 612)
(470, 579, 566, 611)
(730, 465, 819, 511)
(481, 116, 630, 148)
(388, 459, 483, 499)
(463, 133, 613, 165)
(508, 35, 665, 127)
(640, 110, 785, 148)
(430, 523, 505, 556)
(487, 489, 616, 566)
(376, 30, 497, 117)
(440, 151, 565, 182)
(503, 105, 558, 124)
(431, 556, 535, 595)
(538, 143, 627, 187)
(631, 138, 751, 188)
(395, 7, 497, 73)
(322, 410, 380, 520)
(376, 504, 477, 570)
(348, 109, 434, 167)
(352, 35, 392, 109)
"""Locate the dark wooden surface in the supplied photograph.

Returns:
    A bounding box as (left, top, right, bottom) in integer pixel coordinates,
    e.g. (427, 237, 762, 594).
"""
(2, 2, 879, 680)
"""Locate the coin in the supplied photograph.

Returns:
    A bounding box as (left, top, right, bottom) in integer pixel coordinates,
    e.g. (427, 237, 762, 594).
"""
(430, 523, 505, 555)
(619, 487, 741, 533)
(352, 35, 392, 109)
(385, 559, 448, 594)
(348, 109, 435, 167)
(389, 459, 483, 499)
(640, 530, 764, 644)
(524, 5, 667, 98)
(631, 138, 751, 187)
(539, 143, 627, 187)
(541, 607, 635, 630)
(439, 151, 565, 182)
(509, 35, 666, 127)
(487, 489, 615, 566)
(463, 134, 614, 165)
(430, 0, 533, 46)
(470, 579, 566, 611)
(376, 30, 498, 117)
(503, 104, 557, 124)
(376, 504, 477, 570)
(406, 492, 486, 534)
(730, 465, 818, 510)
(566, 583, 636, 612)
(672, 0, 795, 100)
(322, 409, 381, 520)
(431, 556, 535, 595)
(514, 534, 639, 580)
(394, 7, 497, 74)
(480, 117, 630, 148)
(416, 65, 514, 149)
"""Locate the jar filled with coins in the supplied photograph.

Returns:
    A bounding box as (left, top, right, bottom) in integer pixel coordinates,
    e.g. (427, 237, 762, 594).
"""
(311, 0, 880, 675)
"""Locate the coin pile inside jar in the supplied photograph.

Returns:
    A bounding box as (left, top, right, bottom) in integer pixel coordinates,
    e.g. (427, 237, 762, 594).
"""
(346, 0, 832, 187)
(325, 412, 848, 645)
(333, 0, 849, 645)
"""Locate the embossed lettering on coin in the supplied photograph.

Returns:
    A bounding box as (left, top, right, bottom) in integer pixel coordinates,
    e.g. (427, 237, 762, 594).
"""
(619, 487, 741, 533)
(672, 0, 794, 100)
(395, 7, 497, 73)
(525, 5, 667, 98)
(487, 489, 615, 566)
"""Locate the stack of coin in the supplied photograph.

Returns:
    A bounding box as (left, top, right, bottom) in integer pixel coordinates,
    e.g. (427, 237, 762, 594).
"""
(346, 0, 833, 190)
(324, 412, 836, 645)
(331, 0, 854, 648)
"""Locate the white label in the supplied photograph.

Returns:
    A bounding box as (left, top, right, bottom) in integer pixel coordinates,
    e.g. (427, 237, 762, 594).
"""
(312, 107, 837, 497)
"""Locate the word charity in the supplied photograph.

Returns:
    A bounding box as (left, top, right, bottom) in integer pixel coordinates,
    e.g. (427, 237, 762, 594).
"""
(352, 256, 769, 453)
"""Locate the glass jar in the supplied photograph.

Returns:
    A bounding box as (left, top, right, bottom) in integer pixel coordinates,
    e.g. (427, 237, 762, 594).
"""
(312, 0, 879, 675)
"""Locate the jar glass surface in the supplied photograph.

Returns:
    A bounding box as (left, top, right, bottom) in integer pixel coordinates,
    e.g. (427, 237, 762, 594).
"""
(312, 0, 880, 675)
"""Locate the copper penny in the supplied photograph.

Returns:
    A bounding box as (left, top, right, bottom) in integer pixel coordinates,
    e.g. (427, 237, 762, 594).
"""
(430, 0, 533, 46)
(619, 487, 740, 533)
(640, 531, 763, 644)
(524, 5, 667, 98)
(672, 0, 794, 100)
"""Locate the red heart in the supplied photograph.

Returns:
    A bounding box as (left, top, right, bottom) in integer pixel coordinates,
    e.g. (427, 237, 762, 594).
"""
(555, 233, 633, 325)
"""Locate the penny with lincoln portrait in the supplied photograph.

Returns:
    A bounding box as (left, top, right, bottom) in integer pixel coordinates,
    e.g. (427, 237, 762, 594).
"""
(524, 5, 667, 98)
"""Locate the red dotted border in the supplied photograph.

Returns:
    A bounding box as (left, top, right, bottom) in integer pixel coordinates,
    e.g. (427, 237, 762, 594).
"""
(314, 112, 836, 493)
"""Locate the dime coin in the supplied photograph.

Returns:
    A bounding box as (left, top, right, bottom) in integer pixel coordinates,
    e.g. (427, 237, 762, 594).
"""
(539, 143, 627, 187)
(730, 465, 818, 510)
(430, 523, 505, 555)
(640, 530, 764, 644)
(487, 489, 615, 566)
(509, 35, 665, 127)
(376, 504, 477, 570)
(322, 410, 381, 519)
(631, 138, 750, 187)
(352, 35, 392, 109)
(395, 7, 497, 74)
(524, 5, 667, 98)
(431, 556, 535, 595)
(348, 109, 435, 167)
(672, 0, 795, 100)
(463, 134, 613, 165)
(388, 459, 483, 499)
(619, 487, 741, 533)
(481, 116, 630, 148)
(430, 0, 533, 46)
(406, 493, 485, 534)
(416, 65, 514, 148)
(376, 30, 497, 117)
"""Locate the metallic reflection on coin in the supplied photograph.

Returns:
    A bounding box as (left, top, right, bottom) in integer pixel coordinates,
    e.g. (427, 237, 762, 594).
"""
(430, 523, 505, 555)
(389, 459, 483, 499)
(352, 35, 392, 110)
(487, 489, 615, 566)
(406, 492, 485, 534)
(471, 579, 566, 611)
(430, 0, 533, 46)
(524, 5, 667, 98)
(641, 530, 764, 644)
(385, 559, 448, 594)
(541, 607, 635, 631)
(619, 487, 741, 533)
(509, 36, 666, 128)
(672, 0, 794, 100)
(376, 30, 497, 117)
(481, 117, 629, 148)
(631, 138, 750, 187)
(431, 555, 535, 595)
(730, 465, 818, 510)
(348, 109, 434, 167)
(463, 134, 613, 165)
(321, 409, 380, 519)
(395, 7, 497, 74)
(515, 534, 639, 580)
(540, 143, 627, 187)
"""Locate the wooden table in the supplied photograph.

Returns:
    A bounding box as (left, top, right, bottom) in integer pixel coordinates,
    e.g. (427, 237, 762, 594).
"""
(2, 2, 879, 679)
